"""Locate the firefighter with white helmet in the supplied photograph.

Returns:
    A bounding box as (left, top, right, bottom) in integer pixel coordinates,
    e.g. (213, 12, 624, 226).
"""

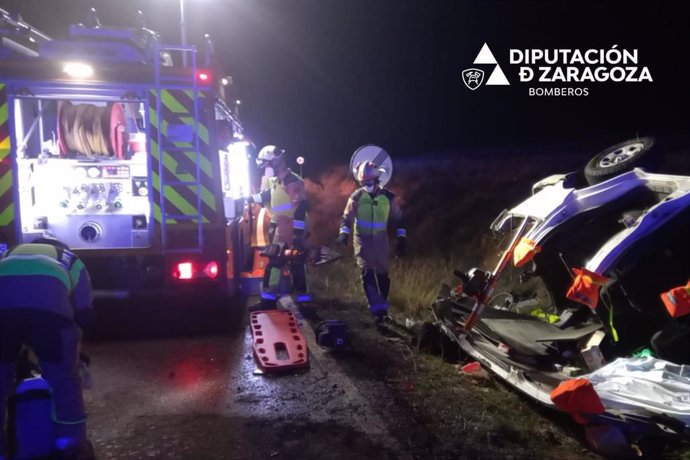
(337, 161, 406, 322)
(251, 145, 310, 308)
(256, 144, 281, 166)
(0, 237, 94, 459)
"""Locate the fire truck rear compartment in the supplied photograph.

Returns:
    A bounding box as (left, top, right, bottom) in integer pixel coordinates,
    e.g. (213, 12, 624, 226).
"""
(14, 96, 152, 250)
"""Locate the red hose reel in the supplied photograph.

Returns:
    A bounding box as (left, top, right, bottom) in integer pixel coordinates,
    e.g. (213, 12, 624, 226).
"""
(57, 101, 128, 159)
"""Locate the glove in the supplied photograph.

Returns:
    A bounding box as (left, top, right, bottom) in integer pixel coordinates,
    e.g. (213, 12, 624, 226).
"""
(336, 233, 348, 246)
(260, 242, 284, 258)
(395, 237, 406, 257)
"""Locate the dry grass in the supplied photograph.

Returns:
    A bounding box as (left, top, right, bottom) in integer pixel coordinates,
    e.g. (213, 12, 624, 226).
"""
(307, 252, 364, 307)
(309, 250, 459, 319)
(388, 256, 451, 319)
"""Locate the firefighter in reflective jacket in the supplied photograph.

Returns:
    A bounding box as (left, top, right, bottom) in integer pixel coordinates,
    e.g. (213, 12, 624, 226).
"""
(337, 161, 406, 321)
(251, 145, 310, 308)
(0, 237, 94, 458)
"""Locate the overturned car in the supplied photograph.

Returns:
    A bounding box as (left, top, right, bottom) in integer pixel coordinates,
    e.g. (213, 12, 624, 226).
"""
(432, 138, 690, 454)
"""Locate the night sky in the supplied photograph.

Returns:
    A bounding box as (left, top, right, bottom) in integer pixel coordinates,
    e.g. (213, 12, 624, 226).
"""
(2, 0, 689, 174)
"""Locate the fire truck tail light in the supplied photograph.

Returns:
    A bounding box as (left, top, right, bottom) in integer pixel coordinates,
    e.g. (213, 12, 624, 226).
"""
(203, 261, 219, 279)
(63, 62, 94, 78)
(172, 260, 219, 280)
(173, 262, 194, 280)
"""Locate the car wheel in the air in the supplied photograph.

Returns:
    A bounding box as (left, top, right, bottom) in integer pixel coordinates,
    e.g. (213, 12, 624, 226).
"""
(584, 137, 656, 185)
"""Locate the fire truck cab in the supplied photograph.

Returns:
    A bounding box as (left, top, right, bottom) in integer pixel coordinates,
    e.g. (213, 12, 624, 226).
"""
(0, 9, 253, 302)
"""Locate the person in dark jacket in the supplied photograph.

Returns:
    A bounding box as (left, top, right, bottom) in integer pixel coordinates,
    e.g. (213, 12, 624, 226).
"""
(337, 161, 407, 322)
(0, 237, 94, 459)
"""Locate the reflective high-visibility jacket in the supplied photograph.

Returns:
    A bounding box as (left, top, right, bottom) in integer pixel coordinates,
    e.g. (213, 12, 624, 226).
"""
(253, 169, 307, 245)
(0, 243, 93, 326)
(340, 187, 406, 272)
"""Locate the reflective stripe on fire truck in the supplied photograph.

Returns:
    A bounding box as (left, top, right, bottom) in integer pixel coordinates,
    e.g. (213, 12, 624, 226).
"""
(0, 83, 13, 226)
(148, 89, 216, 224)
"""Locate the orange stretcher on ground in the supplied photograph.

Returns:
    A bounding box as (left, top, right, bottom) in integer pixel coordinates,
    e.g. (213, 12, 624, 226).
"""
(250, 310, 309, 373)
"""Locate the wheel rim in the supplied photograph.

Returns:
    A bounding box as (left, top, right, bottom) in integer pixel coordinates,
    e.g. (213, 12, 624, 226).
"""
(598, 142, 645, 168)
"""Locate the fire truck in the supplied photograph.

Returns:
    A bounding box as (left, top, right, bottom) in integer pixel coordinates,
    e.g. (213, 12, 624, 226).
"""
(0, 8, 254, 302)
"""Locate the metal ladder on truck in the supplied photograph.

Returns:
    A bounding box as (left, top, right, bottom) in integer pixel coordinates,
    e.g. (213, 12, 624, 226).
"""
(153, 45, 204, 253)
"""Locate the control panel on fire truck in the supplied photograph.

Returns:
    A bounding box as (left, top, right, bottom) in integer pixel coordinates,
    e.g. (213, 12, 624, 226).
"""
(14, 97, 152, 250)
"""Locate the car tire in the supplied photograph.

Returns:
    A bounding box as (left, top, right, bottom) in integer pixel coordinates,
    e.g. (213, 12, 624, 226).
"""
(584, 137, 656, 185)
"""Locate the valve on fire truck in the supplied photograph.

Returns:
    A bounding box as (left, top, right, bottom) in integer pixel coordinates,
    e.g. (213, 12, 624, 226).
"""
(93, 183, 107, 210)
(76, 184, 90, 210)
(59, 187, 72, 208)
(108, 183, 123, 209)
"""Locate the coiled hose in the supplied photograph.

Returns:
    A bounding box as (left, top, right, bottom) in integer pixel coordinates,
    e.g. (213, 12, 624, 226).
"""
(58, 101, 126, 159)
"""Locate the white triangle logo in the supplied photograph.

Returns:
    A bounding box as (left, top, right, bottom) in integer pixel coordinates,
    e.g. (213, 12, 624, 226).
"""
(473, 43, 497, 65)
(486, 65, 510, 85)
(471, 43, 509, 86)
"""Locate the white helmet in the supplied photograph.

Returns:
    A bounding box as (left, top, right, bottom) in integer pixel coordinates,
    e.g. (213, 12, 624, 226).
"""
(256, 145, 285, 168)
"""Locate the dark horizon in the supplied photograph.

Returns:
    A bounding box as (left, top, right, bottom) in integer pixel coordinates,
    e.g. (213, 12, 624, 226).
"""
(2, 0, 689, 174)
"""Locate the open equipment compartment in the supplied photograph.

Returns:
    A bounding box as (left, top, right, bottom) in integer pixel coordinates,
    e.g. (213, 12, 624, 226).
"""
(14, 96, 152, 250)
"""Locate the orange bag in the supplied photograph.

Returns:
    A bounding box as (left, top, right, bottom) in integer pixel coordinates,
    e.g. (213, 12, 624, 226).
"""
(566, 268, 609, 308)
(661, 282, 690, 318)
(550, 378, 605, 424)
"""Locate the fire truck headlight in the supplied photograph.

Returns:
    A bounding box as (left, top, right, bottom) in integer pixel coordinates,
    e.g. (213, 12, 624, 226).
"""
(63, 62, 94, 79)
